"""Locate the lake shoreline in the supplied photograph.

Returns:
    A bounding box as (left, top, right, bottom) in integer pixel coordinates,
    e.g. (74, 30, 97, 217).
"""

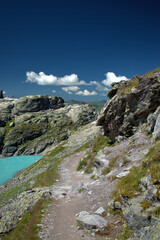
(0, 155, 42, 186)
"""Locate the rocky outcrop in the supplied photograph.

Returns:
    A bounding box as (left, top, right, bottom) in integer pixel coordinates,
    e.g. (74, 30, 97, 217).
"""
(12, 95, 64, 115)
(0, 102, 14, 127)
(97, 68, 160, 141)
(129, 220, 160, 240)
(0, 99, 97, 156)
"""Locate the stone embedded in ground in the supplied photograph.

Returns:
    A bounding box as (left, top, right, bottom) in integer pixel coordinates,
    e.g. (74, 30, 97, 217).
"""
(76, 211, 107, 230)
(94, 207, 105, 215)
(116, 170, 130, 178)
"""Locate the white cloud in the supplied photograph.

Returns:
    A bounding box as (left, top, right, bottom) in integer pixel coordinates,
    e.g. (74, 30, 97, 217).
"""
(26, 71, 87, 86)
(102, 72, 128, 86)
(76, 89, 97, 96)
(87, 81, 109, 92)
(62, 86, 80, 93)
(68, 91, 73, 94)
(52, 90, 56, 93)
(89, 81, 98, 85)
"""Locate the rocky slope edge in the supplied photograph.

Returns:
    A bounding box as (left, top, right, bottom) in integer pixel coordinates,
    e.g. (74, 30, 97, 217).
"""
(0, 95, 97, 156)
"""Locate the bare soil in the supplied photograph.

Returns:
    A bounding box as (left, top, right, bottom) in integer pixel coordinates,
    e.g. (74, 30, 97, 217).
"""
(39, 151, 123, 240)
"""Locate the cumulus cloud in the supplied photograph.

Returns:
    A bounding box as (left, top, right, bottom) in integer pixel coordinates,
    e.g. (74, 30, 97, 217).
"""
(62, 86, 80, 93)
(102, 72, 128, 86)
(76, 89, 97, 96)
(88, 81, 109, 92)
(26, 71, 87, 86)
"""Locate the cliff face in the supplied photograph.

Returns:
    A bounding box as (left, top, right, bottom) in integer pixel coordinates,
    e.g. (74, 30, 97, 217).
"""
(0, 95, 97, 156)
(97, 68, 160, 141)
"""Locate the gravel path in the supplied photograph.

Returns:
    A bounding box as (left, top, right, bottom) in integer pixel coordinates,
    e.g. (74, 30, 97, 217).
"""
(39, 151, 115, 240)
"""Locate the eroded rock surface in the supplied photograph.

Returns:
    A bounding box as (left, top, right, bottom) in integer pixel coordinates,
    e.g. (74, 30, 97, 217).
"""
(0, 96, 97, 156)
(97, 68, 160, 140)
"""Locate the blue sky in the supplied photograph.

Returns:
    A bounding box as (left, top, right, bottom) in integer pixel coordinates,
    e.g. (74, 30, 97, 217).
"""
(0, 0, 160, 101)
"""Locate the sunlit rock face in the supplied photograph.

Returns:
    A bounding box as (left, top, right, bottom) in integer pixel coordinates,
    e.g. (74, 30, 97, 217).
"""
(97, 68, 160, 141)
(0, 95, 98, 156)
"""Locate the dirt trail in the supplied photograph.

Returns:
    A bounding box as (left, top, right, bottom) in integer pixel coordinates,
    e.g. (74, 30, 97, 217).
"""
(39, 151, 115, 240)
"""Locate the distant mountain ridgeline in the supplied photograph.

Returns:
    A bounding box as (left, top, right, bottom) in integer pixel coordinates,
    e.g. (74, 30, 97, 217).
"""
(66, 99, 107, 112)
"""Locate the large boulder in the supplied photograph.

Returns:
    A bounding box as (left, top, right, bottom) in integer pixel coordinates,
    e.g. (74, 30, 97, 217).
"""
(76, 211, 107, 230)
(12, 95, 64, 115)
(97, 68, 160, 140)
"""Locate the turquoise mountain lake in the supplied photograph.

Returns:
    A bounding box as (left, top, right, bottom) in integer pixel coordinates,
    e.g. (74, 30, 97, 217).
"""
(0, 155, 42, 185)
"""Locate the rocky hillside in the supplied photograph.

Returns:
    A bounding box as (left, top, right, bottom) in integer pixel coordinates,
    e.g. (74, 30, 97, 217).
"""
(0, 95, 97, 156)
(97, 67, 160, 141)
(1, 68, 160, 240)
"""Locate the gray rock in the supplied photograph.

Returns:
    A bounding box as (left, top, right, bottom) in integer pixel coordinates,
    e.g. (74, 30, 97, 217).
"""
(94, 207, 105, 215)
(12, 95, 64, 115)
(97, 69, 160, 140)
(121, 193, 157, 234)
(110, 200, 122, 210)
(76, 211, 107, 230)
(68, 183, 87, 195)
(147, 106, 160, 134)
(1, 101, 98, 156)
(65, 104, 97, 126)
(93, 151, 109, 168)
(140, 174, 158, 201)
(129, 220, 160, 240)
(153, 113, 160, 140)
(0, 102, 14, 127)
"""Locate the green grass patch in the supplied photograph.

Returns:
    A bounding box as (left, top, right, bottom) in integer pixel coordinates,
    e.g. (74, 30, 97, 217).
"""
(113, 166, 146, 201)
(122, 156, 128, 166)
(152, 206, 160, 217)
(77, 159, 87, 171)
(92, 133, 111, 152)
(33, 158, 62, 188)
(1, 199, 52, 240)
(118, 223, 133, 240)
(140, 200, 152, 212)
(32, 145, 65, 188)
(118, 77, 139, 95)
(84, 158, 94, 173)
(113, 141, 160, 202)
(76, 133, 111, 174)
(74, 141, 91, 153)
(142, 141, 160, 184)
(109, 156, 118, 167)
(102, 167, 111, 175)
